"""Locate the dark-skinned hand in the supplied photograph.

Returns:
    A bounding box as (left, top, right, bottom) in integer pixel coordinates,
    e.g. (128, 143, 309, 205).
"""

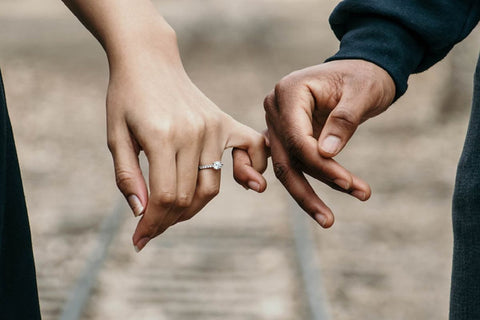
(264, 59, 396, 227)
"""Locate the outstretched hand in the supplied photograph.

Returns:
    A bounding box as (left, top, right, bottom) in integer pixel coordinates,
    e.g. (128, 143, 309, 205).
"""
(264, 59, 396, 227)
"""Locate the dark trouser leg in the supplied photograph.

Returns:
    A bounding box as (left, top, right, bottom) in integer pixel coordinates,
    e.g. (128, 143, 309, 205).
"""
(0, 71, 41, 319)
(450, 56, 480, 320)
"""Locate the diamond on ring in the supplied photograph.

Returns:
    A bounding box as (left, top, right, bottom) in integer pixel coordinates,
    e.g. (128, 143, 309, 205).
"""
(212, 161, 223, 170)
(199, 161, 223, 171)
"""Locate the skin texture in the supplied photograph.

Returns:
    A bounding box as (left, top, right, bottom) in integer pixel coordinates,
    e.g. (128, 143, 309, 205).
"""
(264, 60, 396, 227)
(62, 0, 267, 251)
(62, 0, 395, 249)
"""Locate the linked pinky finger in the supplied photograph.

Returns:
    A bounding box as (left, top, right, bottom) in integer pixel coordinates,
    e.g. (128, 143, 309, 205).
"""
(232, 148, 267, 193)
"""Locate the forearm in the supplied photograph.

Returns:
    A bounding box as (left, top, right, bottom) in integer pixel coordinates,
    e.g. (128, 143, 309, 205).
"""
(61, 0, 181, 68)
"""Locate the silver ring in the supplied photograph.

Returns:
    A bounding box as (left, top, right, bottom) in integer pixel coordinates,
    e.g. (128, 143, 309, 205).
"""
(198, 161, 223, 171)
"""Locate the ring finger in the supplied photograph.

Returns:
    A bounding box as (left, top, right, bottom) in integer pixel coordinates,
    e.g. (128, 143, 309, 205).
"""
(175, 145, 223, 223)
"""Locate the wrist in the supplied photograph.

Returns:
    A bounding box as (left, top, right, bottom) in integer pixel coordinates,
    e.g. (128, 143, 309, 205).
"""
(103, 17, 182, 71)
(326, 15, 424, 101)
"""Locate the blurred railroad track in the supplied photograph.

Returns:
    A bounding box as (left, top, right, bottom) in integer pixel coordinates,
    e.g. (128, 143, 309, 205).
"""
(37, 178, 329, 320)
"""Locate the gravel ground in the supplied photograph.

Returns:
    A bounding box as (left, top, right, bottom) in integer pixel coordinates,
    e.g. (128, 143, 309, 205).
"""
(1, 0, 479, 319)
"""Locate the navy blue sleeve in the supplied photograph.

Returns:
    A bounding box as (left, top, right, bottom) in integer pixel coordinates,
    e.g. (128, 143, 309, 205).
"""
(326, 0, 480, 100)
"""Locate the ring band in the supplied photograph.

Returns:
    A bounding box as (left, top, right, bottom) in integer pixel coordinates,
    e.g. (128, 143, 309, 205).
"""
(198, 161, 223, 171)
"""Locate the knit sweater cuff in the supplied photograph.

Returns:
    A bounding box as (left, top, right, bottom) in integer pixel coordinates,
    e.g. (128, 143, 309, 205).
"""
(326, 16, 425, 101)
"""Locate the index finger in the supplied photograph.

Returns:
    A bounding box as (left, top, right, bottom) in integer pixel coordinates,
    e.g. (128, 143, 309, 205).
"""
(267, 126, 334, 228)
(270, 86, 354, 190)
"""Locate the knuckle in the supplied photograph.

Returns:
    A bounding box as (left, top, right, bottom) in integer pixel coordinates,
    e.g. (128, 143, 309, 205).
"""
(315, 73, 344, 108)
(115, 168, 135, 192)
(144, 221, 159, 236)
(176, 193, 193, 208)
(247, 132, 266, 151)
(327, 73, 344, 95)
(185, 116, 207, 137)
(274, 73, 300, 97)
(273, 161, 290, 183)
(206, 115, 222, 134)
(331, 108, 360, 129)
(274, 78, 291, 97)
(263, 93, 276, 112)
(196, 118, 208, 136)
(200, 185, 220, 199)
(151, 191, 176, 207)
(149, 122, 174, 141)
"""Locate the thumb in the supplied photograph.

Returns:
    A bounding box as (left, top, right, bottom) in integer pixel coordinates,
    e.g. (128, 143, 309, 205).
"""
(109, 135, 148, 217)
(318, 95, 365, 158)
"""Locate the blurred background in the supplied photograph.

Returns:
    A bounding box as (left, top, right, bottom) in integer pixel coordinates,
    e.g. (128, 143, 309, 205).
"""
(1, 0, 479, 319)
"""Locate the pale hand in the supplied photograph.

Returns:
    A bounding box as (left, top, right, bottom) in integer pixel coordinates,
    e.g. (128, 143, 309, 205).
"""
(106, 33, 267, 252)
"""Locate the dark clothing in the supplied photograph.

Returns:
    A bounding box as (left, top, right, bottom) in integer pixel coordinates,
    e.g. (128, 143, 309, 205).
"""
(327, 0, 480, 100)
(0, 70, 41, 319)
(451, 56, 480, 319)
(327, 1, 480, 319)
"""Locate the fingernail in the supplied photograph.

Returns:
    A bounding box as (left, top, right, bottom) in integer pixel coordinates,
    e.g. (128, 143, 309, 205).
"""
(134, 237, 150, 253)
(128, 195, 144, 217)
(247, 181, 260, 192)
(334, 179, 350, 190)
(351, 190, 367, 201)
(315, 213, 327, 227)
(321, 135, 341, 154)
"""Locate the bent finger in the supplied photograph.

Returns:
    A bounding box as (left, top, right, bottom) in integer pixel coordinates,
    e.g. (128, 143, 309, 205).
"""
(175, 150, 222, 224)
(232, 148, 267, 193)
(109, 131, 148, 217)
(132, 148, 177, 252)
(268, 128, 334, 228)
(303, 166, 371, 201)
(268, 89, 354, 190)
(175, 145, 201, 209)
(226, 121, 267, 174)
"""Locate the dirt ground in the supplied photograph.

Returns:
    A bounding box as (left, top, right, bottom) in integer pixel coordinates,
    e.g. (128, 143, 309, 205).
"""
(1, 0, 479, 319)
